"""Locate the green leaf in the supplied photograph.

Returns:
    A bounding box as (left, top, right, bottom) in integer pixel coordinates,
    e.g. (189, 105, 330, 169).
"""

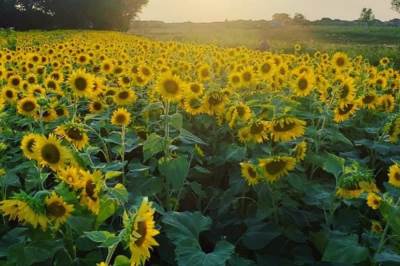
(114, 255, 131, 266)
(179, 128, 207, 146)
(170, 113, 183, 130)
(224, 144, 247, 163)
(375, 251, 400, 263)
(105, 171, 123, 180)
(143, 133, 164, 161)
(241, 223, 281, 250)
(322, 234, 368, 264)
(95, 198, 116, 228)
(158, 156, 190, 190)
(85, 231, 120, 248)
(163, 212, 234, 266)
(322, 153, 345, 178)
(380, 201, 400, 235)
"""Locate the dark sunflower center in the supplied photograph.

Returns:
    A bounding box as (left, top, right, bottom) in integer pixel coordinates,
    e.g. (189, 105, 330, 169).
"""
(11, 78, 20, 86)
(122, 77, 130, 84)
(247, 167, 257, 178)
(363, 95, 375, 104)
(116, 114, 127, 124)
(93, 102, 102, 110)
(142, 68, 150, 76)
(273, 121, 296, 132)
(163, 79, 179, 94)
(201, 69, 209, 78)
(338, 104, 354, 115)
(242, 72, 252, 82)
(191, 84, 200, 93)
(134, 221, 148, 247)
(5, 90, 13, 98)
(208, 94, 222, 106)
(46, 201, 66, 217)
(85, 180, 97, 201)
(232, 76, 240, 83)
(118, 91, 130, 100)
(22, 101, 36, 112)
(66, 128, 84, 141)
(250, 123, 264, 134)
(336, 57, 345, 67)
(264, 160, 287, 175)
(395, 172, 400, 181)
(28, 77, 35, 84)
(298, 78, 308, 90)
(339, 84, 350, 99)
(56, 108, 65, 116)
(261, 63, 271, 73)
(47, 81, 56, 90)
(41, 143, 61, 164)
(74, 77, 88, 91)
(236, 106, 246, 117)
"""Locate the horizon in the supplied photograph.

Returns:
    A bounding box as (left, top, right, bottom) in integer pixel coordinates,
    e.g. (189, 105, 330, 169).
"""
(138, 0, 399, 23)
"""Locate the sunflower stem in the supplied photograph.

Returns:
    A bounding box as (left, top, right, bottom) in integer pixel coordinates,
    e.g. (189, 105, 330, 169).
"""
(376, 198, 400, 256)
(121, 125, 126, 185)
(105, 243, 118, 265)
(164, 100, 170, 157)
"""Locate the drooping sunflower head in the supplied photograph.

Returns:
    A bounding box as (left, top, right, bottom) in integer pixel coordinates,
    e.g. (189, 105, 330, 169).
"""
(240, 162, 260, 186)
(80, 170, 102, 214)
(379, 95, 395, 113)
(258, 156, 297, 182)
(183, 95, 204, 116)
(113, 88, 137, 106)
(21, 133, 43, 160)
(248, 120, 269, 143)
(388, 163, 400, 188)
(293, 141, 307, 161)
(55, 123, 89, 150)
(128, 198, 159, 266)
(88, 100, 105, 113)
(360, 92, 377, 110)
(271, 117, 306, 142)
(111, 108, 132, 127)
(45, 192, 74, 228)
(334, 101, 358, 123)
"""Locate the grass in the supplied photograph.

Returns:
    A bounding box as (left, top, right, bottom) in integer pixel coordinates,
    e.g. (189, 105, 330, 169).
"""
(130, 21, 400, 67)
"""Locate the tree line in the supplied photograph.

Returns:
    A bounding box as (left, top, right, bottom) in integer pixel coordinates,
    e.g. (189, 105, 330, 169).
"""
(0, 0, 149, 30)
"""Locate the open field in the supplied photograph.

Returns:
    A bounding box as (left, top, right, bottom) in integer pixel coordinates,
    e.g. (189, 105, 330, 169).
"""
(131, 21, 400, 67)
(1, 29, 400, 265)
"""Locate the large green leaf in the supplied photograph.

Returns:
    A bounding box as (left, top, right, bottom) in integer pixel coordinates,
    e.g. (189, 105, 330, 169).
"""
(380, 201, 400, 235)
(322, 234, 369, 264)
(163, 212, 234, 266)
(322, 153, 345, 179)
(158, 156, 190, 190)
(143, 133, 164, 161)
(241, 223, 281, 250)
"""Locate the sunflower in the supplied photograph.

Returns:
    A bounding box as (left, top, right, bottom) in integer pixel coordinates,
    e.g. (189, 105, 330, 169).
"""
(41, 109, 57, 123)
(388, 164, 400, 188)
(8, 74, 22, 89)
(113, 88, 137, 106)
(45, 192, 73, 228)
(337, 77, 356, 102)
(366, 193, 381, 210)
(80, 170, 102, 214)
(111, 108, 131, 127)
(204, 90, 227, 115)
(259, 156, 296, 182)
(247, 120, 269, 143)
(183, 95, 204, 115)
(293, 141, 307, 161)
(197, 64, 212, 82)
(379, 95, 395, 112)
(17, 97, 38, 117)
(240, 162, 260, 186)
(292, 73, 314, 97)
(258, 60, 275, 80)
(58, 166, 85, 189)
(228, 71, 242, 88)
(69, 69, 94, 97)
(271, 117, 306, 142)
(238, 127, 251, 143)
(0, 97, 5, 112)
(360, 92, 378, 110)
(2, 87, 17, 103)
(21, 133, 43, 160)
(128, 198, 159, 266)
(332, 52, 349, 69)
(33, 134, 71, 171)
(88, 100, 105, 113)
(155, 73, 185, 102)
(371, 221, 383, 233)
(187, 82, 204, 96)
(55, 123, 89, 150)
(240, 67, 255, 86)
(334, 101, 357, 123)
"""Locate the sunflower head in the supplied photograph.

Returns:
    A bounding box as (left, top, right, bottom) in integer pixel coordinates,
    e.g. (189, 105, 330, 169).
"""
(259, 156, 296, 182)
(111, 108, 132, 127)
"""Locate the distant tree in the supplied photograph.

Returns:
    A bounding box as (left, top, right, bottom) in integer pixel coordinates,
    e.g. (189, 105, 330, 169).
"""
(359, 8, 375, 28)
(272, 13, 291, 26)
(392, 0, 400, 13)
(0, 0, 149, 30)
(293, 13, 308, 24)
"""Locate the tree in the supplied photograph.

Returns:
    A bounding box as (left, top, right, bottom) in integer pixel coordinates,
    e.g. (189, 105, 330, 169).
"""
(359, 8, 375, 28)
(0, 0, 149, 30)
(293, 13, 308, 25)
(272, 13, 291, 26)
(392, 0, 400, 13)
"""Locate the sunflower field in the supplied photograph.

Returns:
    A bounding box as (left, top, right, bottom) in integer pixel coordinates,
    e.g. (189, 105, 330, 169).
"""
(1, 30, 400, 266)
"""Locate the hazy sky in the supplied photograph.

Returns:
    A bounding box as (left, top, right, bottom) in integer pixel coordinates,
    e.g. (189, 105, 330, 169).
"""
(138, 0, 399, 22)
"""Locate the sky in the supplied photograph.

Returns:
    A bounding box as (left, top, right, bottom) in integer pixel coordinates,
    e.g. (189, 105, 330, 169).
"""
(138, 0, 399, 22)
